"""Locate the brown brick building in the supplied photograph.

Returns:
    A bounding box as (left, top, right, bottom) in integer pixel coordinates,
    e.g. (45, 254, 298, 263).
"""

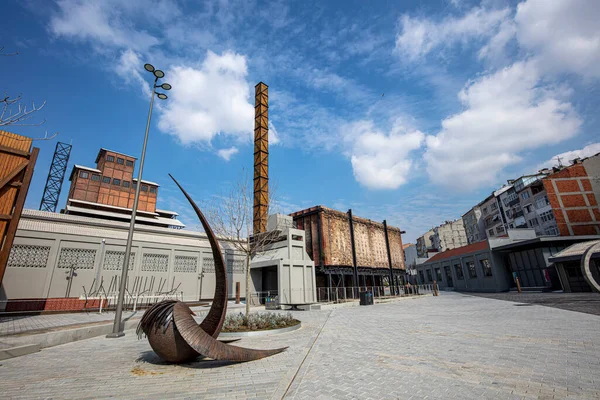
(64, 148, 184, 228)
(543, 154, 600, 236)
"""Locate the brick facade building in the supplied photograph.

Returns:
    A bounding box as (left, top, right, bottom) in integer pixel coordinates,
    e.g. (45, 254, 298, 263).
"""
(290, 206, 405, 289)
(64, 148, 183, 228)
(543, 156, 600, 236)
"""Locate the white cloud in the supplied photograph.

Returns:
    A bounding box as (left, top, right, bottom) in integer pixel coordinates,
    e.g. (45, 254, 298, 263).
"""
(115, 49, 151, 97)
(217, 146, 239, 161)
(156, 50, 254, 145)
(424, 61, 581, 190)
(343, 120, 425, 190)
(538, 142, 600, 170)
(49, 0, 160, 51)
(394, 7, 511, 62)
(515, 0, 600, 78)
(268, 121, 281, 145)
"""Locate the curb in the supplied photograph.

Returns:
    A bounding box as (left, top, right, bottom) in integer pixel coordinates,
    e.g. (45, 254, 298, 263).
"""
(219, 322, 302, 338)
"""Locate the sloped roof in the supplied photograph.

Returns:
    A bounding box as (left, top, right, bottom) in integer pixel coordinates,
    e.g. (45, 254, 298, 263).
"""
(424, 240, 489, 264)
(548, 240, 600, 263)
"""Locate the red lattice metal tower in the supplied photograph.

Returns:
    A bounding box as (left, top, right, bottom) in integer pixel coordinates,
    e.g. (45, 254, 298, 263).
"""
(253, 82, 269, 234)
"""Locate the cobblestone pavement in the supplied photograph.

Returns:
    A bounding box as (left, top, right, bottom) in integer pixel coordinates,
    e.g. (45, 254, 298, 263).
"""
(1, 293, 599, 399)
(0, 302, 246, 336)
(465, 291, 600, 316)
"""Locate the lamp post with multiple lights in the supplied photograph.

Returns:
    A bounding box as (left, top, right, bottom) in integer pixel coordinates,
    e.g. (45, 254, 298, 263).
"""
(107, 64, 171, 338)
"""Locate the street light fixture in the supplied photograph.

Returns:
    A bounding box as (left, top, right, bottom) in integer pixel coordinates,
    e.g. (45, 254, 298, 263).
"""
(107, 63, 171, 338)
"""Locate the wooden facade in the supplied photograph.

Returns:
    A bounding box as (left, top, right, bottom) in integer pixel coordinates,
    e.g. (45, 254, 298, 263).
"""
(0, 130, 39, 286)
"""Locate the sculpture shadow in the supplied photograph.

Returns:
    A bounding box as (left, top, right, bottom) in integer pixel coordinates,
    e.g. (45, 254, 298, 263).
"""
(136, 350, 239, 369)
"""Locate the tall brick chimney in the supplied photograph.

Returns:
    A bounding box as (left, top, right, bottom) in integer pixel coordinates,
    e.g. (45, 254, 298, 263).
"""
(253, 82, 269, 234)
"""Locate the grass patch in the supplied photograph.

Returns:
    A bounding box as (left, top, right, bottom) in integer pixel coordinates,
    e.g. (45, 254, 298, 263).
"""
(222, 312, 300, 332)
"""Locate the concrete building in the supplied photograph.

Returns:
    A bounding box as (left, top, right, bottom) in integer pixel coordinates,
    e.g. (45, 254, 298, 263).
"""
(290, 206, 405, 293)
(416, 229, 600, 292)
(250, 214, 316, 306)
(416, 228, 435, 258)
(1, 209, 246, 311)
(480, 194, 505, 239)
(543, 154, 600, 236)
(549, 240, 600, 292)
(432, 219, 468, 252)
(403, 244, 417, 268)
(462, 205, 485, 244)
(497, 184, 519, 229)
(64, 148, 184, 229)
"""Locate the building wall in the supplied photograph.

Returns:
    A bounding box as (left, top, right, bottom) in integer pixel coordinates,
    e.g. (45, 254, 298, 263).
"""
(481, 196, 504, 239)
(433, 219, 468, 252)
(0, 210, 246, 305)
(403, 244, 418, 268)
(68, 150, 158, 213)
(292, 207, 405, 270)
(463, 207, 485, 244)
(416, 229, 434, 257)
(416, 248, 512, 292)
(543, 161, 600, 236)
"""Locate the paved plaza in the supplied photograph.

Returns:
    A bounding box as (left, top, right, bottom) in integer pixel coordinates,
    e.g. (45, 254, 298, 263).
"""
(1, 292, 599, 399)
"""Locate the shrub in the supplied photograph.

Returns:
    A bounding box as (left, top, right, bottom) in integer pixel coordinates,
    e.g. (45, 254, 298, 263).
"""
(222, 312, 299, 332)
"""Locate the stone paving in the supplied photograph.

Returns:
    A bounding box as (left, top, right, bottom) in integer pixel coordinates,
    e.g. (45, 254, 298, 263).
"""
(0, 301, 246, 336)
(1, 292, 599, 399)
(465, 291, 600, 316)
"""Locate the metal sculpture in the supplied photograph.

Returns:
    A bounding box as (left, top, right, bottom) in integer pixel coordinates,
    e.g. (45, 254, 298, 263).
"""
(137, 174, 287, 363)
(581, 241, 600, 293)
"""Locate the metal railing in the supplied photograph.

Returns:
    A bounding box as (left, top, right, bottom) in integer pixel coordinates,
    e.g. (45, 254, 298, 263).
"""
(314, 284, 435, 304)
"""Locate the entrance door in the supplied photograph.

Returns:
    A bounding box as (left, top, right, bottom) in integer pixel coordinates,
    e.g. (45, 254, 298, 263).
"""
(444, 266, 453, 287)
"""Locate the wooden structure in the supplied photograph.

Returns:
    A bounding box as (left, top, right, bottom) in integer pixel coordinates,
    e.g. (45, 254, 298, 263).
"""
(253, 82, 269, 234)
(0, 130, 39, 286)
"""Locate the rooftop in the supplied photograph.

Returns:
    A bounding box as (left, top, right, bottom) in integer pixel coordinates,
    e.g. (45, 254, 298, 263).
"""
(423, 240, 489, 264)
(548, 240, 600, 263)
(95, 148, 137, 163)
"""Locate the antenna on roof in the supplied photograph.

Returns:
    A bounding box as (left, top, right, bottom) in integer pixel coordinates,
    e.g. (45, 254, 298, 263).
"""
(556, 156, 563, 167)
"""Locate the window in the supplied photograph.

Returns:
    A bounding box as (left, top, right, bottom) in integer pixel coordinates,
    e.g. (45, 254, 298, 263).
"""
(491, 202, 498, 211)
(467, 261, 477, 278)
(102, 176, 111, 184)
(126, 160, 134, 167)
(454, 264, 464, 279)
(79, 171, 89, 179)
(91, 174, 100, 182)
(521, 191, 530, 200)
(133, 181, 137, 189)
(480, 259, 493, 277)
(496, 225, 505, 234)
(149, 187, 157, 194)
(488, 229, 495, 237)
(426, 269, 433, 282)
(141, 184, 148, 192)
(529, 218, 539, 227)
(435, 268, 442, 281)
(106, 155, 115, 162)
(112, 178, 121, 186)
(482, 207, 488, 215)
(545, 226, 559, 236)
(117, 157, 124, 165)
(418, 271, 424, 283)
(524, 204, 533, 213)
(535, 195, 550, 209)
(123, 181, 130, 188)
(540, 210, 555, 222)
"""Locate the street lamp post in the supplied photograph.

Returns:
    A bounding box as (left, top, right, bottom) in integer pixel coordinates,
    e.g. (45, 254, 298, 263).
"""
(107, 64, 171, 338)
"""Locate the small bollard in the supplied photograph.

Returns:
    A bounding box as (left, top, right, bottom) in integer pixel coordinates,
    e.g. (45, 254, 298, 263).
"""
(433, 280, 439, 296)
(235, 282, 241, 304)
(515, 277, 522, 294)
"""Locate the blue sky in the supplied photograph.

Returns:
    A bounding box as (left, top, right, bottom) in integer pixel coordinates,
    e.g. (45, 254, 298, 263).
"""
(2, 0, 599, 243)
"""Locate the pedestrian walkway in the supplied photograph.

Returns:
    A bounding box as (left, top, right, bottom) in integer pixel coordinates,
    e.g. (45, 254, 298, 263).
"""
(0, 301, 247, 337)
(0, 292, 598, 399)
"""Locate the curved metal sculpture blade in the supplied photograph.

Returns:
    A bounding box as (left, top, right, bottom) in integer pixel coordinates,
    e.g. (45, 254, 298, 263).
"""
(581, 241, 600, 293)
(173, 302, 286, 362)
(168, 174, 226, 338)
(136, 175, 287, 363)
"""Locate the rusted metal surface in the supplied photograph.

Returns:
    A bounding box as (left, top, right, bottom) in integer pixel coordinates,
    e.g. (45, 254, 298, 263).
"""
(291, 206, 405, 271)
(0, 130, 38, 286)
(138, 175, 286, 363)
(253, 82, 268, 234)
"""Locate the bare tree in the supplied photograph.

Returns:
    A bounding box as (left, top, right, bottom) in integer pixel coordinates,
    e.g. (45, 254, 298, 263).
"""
(205, 169, 280, 318)
(1, 46, 46, 128)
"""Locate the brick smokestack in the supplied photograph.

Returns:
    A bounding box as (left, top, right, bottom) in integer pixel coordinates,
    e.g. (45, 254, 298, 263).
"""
(253, 82, 269, 234)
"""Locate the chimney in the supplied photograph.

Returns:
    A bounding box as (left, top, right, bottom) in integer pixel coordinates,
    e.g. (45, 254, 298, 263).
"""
(253, 82, 269, 234)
